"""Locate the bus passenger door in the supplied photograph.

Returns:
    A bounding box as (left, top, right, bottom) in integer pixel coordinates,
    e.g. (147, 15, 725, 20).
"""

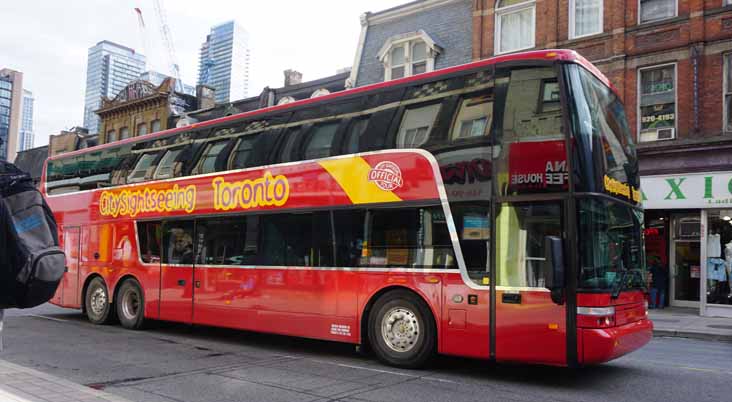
(159, 221, 195, 323)
(494, 202, 567, 365)
(60, 226, 81, 307)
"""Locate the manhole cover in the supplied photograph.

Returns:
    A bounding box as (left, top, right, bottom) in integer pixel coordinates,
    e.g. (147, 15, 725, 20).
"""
(707, 325, 732, 329)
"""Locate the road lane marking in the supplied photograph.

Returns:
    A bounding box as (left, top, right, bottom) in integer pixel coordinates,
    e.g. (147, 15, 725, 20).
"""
(28, 314, 68, 322)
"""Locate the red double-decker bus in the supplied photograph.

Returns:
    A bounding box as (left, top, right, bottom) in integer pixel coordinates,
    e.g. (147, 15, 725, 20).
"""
(44, 50, 652, 368)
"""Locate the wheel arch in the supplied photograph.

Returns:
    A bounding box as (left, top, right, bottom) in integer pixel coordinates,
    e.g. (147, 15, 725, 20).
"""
(359, 285, 440, 350)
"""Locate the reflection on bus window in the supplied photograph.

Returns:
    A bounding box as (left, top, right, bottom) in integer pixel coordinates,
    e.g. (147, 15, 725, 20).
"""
(451, 95, 493, 141)
(345, 118, 369, 154)
(229, 135, 258, 170)
(304, 122, 339, 160)
(153, 148, 183, 179)
(451, 203, 491, 285)
(495, 202, 561, 287)
(495, 67, 567, 196)
(194, 141, 228, 175)
(397, 104, 441, 148)
(127, 153, 159, 183)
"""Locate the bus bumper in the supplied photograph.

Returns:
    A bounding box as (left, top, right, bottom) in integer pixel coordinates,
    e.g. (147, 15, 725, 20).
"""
(580, 318, 653, 364)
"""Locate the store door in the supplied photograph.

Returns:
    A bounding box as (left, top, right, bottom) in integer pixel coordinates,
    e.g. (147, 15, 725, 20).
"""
(670, 214, 701, 307)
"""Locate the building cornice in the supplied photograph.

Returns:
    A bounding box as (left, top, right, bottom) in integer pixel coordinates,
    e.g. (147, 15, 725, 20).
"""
(367, 0, 462, 26)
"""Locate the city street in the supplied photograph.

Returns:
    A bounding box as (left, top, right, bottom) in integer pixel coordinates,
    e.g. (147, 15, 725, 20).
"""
(0, 305, 730, 402)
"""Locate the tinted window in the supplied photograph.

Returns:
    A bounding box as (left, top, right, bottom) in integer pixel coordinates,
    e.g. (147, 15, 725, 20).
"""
(366, 207, 455, 268)
(194, 141, 228, 175)
(259, 212, 332, 266)
(451, 202, 491, 284)
(396, 104, 441, 148)
(137, 221, 162, 263)
(494, 66, 567, 196)
(333, 210, 367, 267)
(495, 202, 562, 287)
(127, 153, 158, 183)
(163, 221, 195, 264)
(304, 122, 339, 160)
(344, 118, 369, 154)
(229, 135, 258, 169)
(451, 95, 493, 140)
(154, 148, 183, 179)
(196, 217, 256, 265)
(279, 128, 302, 162)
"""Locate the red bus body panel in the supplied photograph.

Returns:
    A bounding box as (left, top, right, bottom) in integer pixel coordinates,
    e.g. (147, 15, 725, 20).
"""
(43, 50, 650, 366)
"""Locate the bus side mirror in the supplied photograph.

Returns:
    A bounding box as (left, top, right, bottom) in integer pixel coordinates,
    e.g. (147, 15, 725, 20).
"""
(543, 236, 565, 304)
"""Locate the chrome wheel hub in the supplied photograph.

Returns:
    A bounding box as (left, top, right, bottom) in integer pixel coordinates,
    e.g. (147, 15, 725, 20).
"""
(381, 307, 420, 353)
(121, 288, 140, 320)
(90, 287, 107, 316)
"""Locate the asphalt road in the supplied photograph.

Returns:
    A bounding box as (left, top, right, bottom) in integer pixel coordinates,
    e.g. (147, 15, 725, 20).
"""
(1, 304, 731, 402)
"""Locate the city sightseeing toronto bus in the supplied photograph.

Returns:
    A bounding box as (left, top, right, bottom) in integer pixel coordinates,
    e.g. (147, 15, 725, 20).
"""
(43, 50, 652, 368)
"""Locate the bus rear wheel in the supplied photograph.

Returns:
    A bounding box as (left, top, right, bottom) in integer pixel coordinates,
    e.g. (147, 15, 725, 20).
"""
(368, 290, 435, 369)
(116, 279, 146, 330)
(85, 277, 113, 325)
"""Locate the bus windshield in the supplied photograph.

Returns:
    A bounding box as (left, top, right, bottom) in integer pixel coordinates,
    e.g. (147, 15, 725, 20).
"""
(566, 64, 646, 292)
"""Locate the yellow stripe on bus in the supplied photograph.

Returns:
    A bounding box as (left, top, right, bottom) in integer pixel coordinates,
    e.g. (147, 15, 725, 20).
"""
(318, 157, 402, 204)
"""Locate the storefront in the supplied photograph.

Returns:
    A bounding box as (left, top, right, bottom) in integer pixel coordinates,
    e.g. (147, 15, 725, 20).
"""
(642, 172, 732, 318)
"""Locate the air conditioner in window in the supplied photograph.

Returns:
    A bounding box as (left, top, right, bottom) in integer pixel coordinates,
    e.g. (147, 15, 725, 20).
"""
(657, 128, 675, 140)
(640, 128, 675, 142)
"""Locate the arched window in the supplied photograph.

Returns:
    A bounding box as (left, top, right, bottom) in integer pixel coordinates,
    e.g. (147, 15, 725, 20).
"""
(378, 30, 442, 81)
(495, 0, 536, 54)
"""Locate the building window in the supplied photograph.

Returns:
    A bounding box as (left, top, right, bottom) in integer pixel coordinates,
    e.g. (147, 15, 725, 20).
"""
(639, 0, 676, 24)
(106, 130, 116, 143)
(638, 64, 676, 142)
(151, 119, 161, 133)
(119, 127, 129, 140)
(378, 30, 442, 81)
(570, 0, 603, 38)
(495, 0, 536, 54)
(137, 122, 148, 136)
(725, 54, 732, 133)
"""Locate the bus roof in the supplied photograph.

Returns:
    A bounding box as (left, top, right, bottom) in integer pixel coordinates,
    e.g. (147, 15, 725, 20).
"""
(49, 49, 608, 162)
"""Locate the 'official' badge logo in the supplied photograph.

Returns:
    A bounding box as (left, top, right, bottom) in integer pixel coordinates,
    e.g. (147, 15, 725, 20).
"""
(368, 161, 403, 191)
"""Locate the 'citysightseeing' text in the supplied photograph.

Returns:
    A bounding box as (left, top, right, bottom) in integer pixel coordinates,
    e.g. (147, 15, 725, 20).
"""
(212, 172, 290, 211)
(99, 184, 197, 218)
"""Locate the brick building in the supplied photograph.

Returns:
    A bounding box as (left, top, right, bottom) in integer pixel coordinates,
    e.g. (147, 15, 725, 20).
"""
(471, 0, 732, 315)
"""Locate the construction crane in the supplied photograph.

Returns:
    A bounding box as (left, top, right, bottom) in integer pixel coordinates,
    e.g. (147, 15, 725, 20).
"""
(135, 0, 183, 92)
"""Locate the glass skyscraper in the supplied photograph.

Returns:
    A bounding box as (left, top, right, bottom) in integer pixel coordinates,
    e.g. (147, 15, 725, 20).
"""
(0, 76, 12, 160)
(197, 21, 250, 104)
(19, 89, 34, 151)
(83, 41, 146, 134)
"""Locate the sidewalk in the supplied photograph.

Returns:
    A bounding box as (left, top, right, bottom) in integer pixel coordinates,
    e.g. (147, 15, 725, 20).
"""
(0, 359, 131, 402)
(649, 307, 732, 342)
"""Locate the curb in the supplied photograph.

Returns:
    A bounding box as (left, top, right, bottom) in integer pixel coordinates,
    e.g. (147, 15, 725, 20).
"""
(653, 329, 732, 343)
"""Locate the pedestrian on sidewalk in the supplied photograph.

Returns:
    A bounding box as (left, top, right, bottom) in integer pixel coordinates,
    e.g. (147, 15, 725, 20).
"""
(648, 255, 668, 309)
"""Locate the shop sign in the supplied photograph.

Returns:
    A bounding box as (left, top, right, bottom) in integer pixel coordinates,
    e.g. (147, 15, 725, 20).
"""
(641, 172, 732, 209)
(640, 103, 675, 131)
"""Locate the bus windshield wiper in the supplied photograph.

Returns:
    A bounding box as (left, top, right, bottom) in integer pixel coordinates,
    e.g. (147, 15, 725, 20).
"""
(611, 270, 628, 299)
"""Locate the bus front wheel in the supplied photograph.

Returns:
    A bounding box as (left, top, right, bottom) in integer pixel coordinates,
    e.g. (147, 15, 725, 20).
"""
(368, 290, 435, 368)
(85, 277, 114, 325)
(116, 279, 146, 330)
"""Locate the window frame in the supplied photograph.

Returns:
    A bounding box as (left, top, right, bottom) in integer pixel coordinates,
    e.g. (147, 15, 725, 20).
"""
(378, 31, 441, 81)
(569, 0, 604, 39)
(637, 62, 677, 143)
(153, 147, 184, 180)
(193, 140, 229, 175)
(494, 0, 537, 55)
(637, 0, 677, 25)
(127, 152, 160, 183)
(395, 102, 442, 148)
(724, 53, 732, 134)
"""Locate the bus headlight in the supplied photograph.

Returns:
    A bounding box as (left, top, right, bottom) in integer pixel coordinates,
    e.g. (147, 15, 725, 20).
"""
(577, 306, 616, 328)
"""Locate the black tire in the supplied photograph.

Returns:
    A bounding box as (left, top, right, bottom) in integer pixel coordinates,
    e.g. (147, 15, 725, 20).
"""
(85, 277, 113, 324)
(116, 279, 146, 330)
(367, 290, 436, 368)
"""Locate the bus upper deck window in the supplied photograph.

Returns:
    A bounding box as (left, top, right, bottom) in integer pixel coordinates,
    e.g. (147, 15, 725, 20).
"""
(451, 95, 493, 141)
(397, 103, 441, 148)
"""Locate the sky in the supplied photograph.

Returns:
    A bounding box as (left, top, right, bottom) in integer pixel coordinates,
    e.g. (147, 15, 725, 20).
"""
(0, 0, 408, 148)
